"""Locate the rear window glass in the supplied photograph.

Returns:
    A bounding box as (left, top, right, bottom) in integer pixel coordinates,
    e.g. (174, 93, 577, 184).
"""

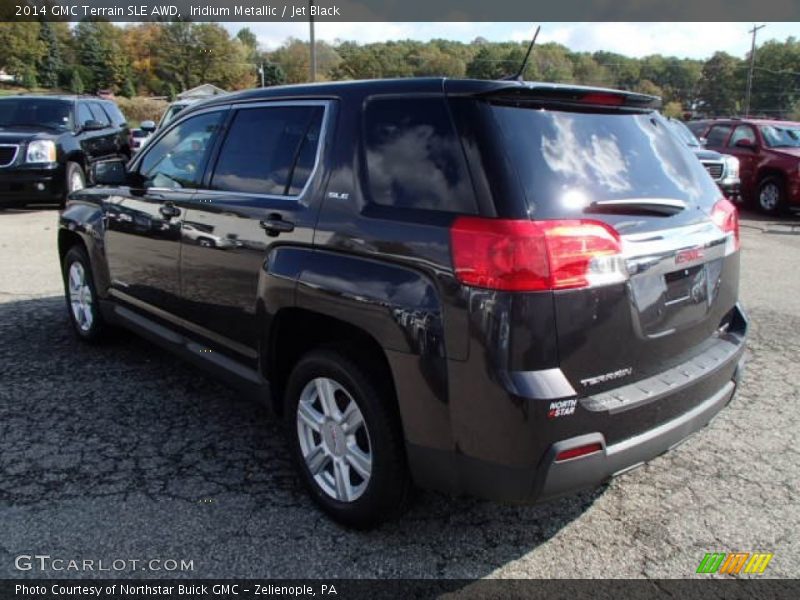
(485, 104, 720, 213)
(363, 97, 476, 214)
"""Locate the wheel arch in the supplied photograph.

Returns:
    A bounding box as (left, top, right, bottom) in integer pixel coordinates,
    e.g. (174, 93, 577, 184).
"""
(756, 167, 787, 188)
(260, 246, 453, 453)
(265, 307, 398, 419)
(58, 202, 112, 298)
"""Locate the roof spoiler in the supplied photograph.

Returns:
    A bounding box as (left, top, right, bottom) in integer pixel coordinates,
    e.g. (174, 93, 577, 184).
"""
(474, 83, 661, 111)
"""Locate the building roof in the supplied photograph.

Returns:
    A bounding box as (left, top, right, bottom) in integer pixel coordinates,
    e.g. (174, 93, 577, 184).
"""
(176, 84, 227, 100)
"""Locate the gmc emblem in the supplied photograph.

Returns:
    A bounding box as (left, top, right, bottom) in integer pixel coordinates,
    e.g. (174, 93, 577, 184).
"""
(675, 248, 704, 264)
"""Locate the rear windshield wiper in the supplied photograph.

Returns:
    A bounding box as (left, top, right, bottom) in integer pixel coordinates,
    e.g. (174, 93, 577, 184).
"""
(586, 198, 687, 216)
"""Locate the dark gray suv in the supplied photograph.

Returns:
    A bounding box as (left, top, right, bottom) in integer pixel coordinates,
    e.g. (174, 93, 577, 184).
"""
(58, 78, 747, 528)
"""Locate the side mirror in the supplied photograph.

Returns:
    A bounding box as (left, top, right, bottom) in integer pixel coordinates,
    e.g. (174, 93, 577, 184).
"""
(140, 120, 156, 133)
(82, 119, 106, 131)
(698, 137, 708, 146)
(735, 138, 756, 149)
(92, 159, 128, 186)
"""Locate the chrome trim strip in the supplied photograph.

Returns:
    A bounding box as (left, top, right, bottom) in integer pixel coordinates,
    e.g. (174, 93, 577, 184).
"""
(581, 333, 743, 414)
(129, 104, 233, 173)
(700, 160, 725, 181)
(131, 100, 331, 203)
(622, 220, 730, 277)
(109, 288, 258, 359)
(593, 198, 687, 210)
(204, 99, 331, 203)
(500, 367, 577, 400)
(0, 144, 20, 168)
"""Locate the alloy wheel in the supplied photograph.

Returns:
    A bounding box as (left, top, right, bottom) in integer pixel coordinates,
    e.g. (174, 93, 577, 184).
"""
(759, 182, 780, 212)
(69, 170, 85, 193)
(296, 377, 372, 502)
(68, 261, 93, 332)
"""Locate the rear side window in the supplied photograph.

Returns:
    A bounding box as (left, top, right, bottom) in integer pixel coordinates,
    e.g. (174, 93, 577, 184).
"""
(88, 103, 109, 126)
(76, 103, 93, 126)
(476, 103, 719, 215)
(706, 125, 731, 147)
(102, 102, 127, 126)
(211, 105, 324, 196)
(363, 97, 476, 214)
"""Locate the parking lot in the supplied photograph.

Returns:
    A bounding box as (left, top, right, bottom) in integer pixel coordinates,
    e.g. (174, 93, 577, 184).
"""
(1, 207, 798, 579)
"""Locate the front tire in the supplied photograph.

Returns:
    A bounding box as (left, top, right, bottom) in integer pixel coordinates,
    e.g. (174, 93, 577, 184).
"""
(284, 348, 410, 528)
(63, 162, 86, 209)
(757, 176, 785, 215)
(62, 245, 108, 342)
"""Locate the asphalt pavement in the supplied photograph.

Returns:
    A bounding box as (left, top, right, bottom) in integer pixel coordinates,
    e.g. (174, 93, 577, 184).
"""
(1, 207, 798, 579)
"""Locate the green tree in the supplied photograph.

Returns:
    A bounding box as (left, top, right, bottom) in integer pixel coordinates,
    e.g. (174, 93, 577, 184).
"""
(21, 65, 38, 89)
(592, 51, 640, 89)
(407, 45, 465, 77)
(236, 27, 259, 62)
(635, 79, 663, 98)
(571, 53, 611, 86)
(122, 79, 136, 98)
(530, 43, 574, 82)
(37, 21, 63, 89)
(697, 52, 742, 116)
(69, 69, 84, 94)
(261, 62, 285, 86)
(154, 22, 255, 92)
(74, 21, 129, 92)
(269, 38, 341, 83)
(466, 45, 513, 79)
(0, 23, 46, 80)
(748, 37, 800, 118)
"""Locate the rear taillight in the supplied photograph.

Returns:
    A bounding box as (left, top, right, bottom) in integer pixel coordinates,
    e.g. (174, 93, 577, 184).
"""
(555, 442, 603, 462)
(450, 217, 627, 292)
(710, 198, 740, 253)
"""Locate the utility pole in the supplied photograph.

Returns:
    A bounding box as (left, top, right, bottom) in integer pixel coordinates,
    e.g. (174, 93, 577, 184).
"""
(259, 63, 265, 87)
(744, 24, 765, 118)
(309, 0, 317, 82)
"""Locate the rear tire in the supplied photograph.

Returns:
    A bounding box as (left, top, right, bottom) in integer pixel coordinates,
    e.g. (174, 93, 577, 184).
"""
(62, 245, 108, 342)
(757, 176, 785, 215)
(284, 348, 410, 529)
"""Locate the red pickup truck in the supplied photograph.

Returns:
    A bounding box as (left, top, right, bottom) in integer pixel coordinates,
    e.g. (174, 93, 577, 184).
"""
(692, 118, 800, 215)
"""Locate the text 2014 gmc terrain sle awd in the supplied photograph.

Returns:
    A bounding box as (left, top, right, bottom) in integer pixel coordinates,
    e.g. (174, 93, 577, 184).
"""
(58, 79, 747, 528)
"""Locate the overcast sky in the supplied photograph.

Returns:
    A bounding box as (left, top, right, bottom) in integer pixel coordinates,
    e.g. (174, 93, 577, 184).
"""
(224, 22, 798, 58)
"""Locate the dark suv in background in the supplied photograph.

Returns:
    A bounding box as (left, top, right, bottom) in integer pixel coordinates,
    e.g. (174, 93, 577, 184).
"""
(58, 79, 747, 528)
(692, 118, 800, 214)
(0, 95, 130, 208)
(666, 117, 740, 200)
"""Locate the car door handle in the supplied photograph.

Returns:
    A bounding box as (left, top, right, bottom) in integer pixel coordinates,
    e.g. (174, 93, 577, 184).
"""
(159, 202, 181, 218)
(260, 215, 294, 236)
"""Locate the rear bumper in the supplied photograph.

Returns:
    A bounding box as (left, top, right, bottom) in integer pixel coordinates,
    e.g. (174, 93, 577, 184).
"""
(407, 304, 747, 504)
(536, 377, 736, 501)
(0, 164, 65, 205)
